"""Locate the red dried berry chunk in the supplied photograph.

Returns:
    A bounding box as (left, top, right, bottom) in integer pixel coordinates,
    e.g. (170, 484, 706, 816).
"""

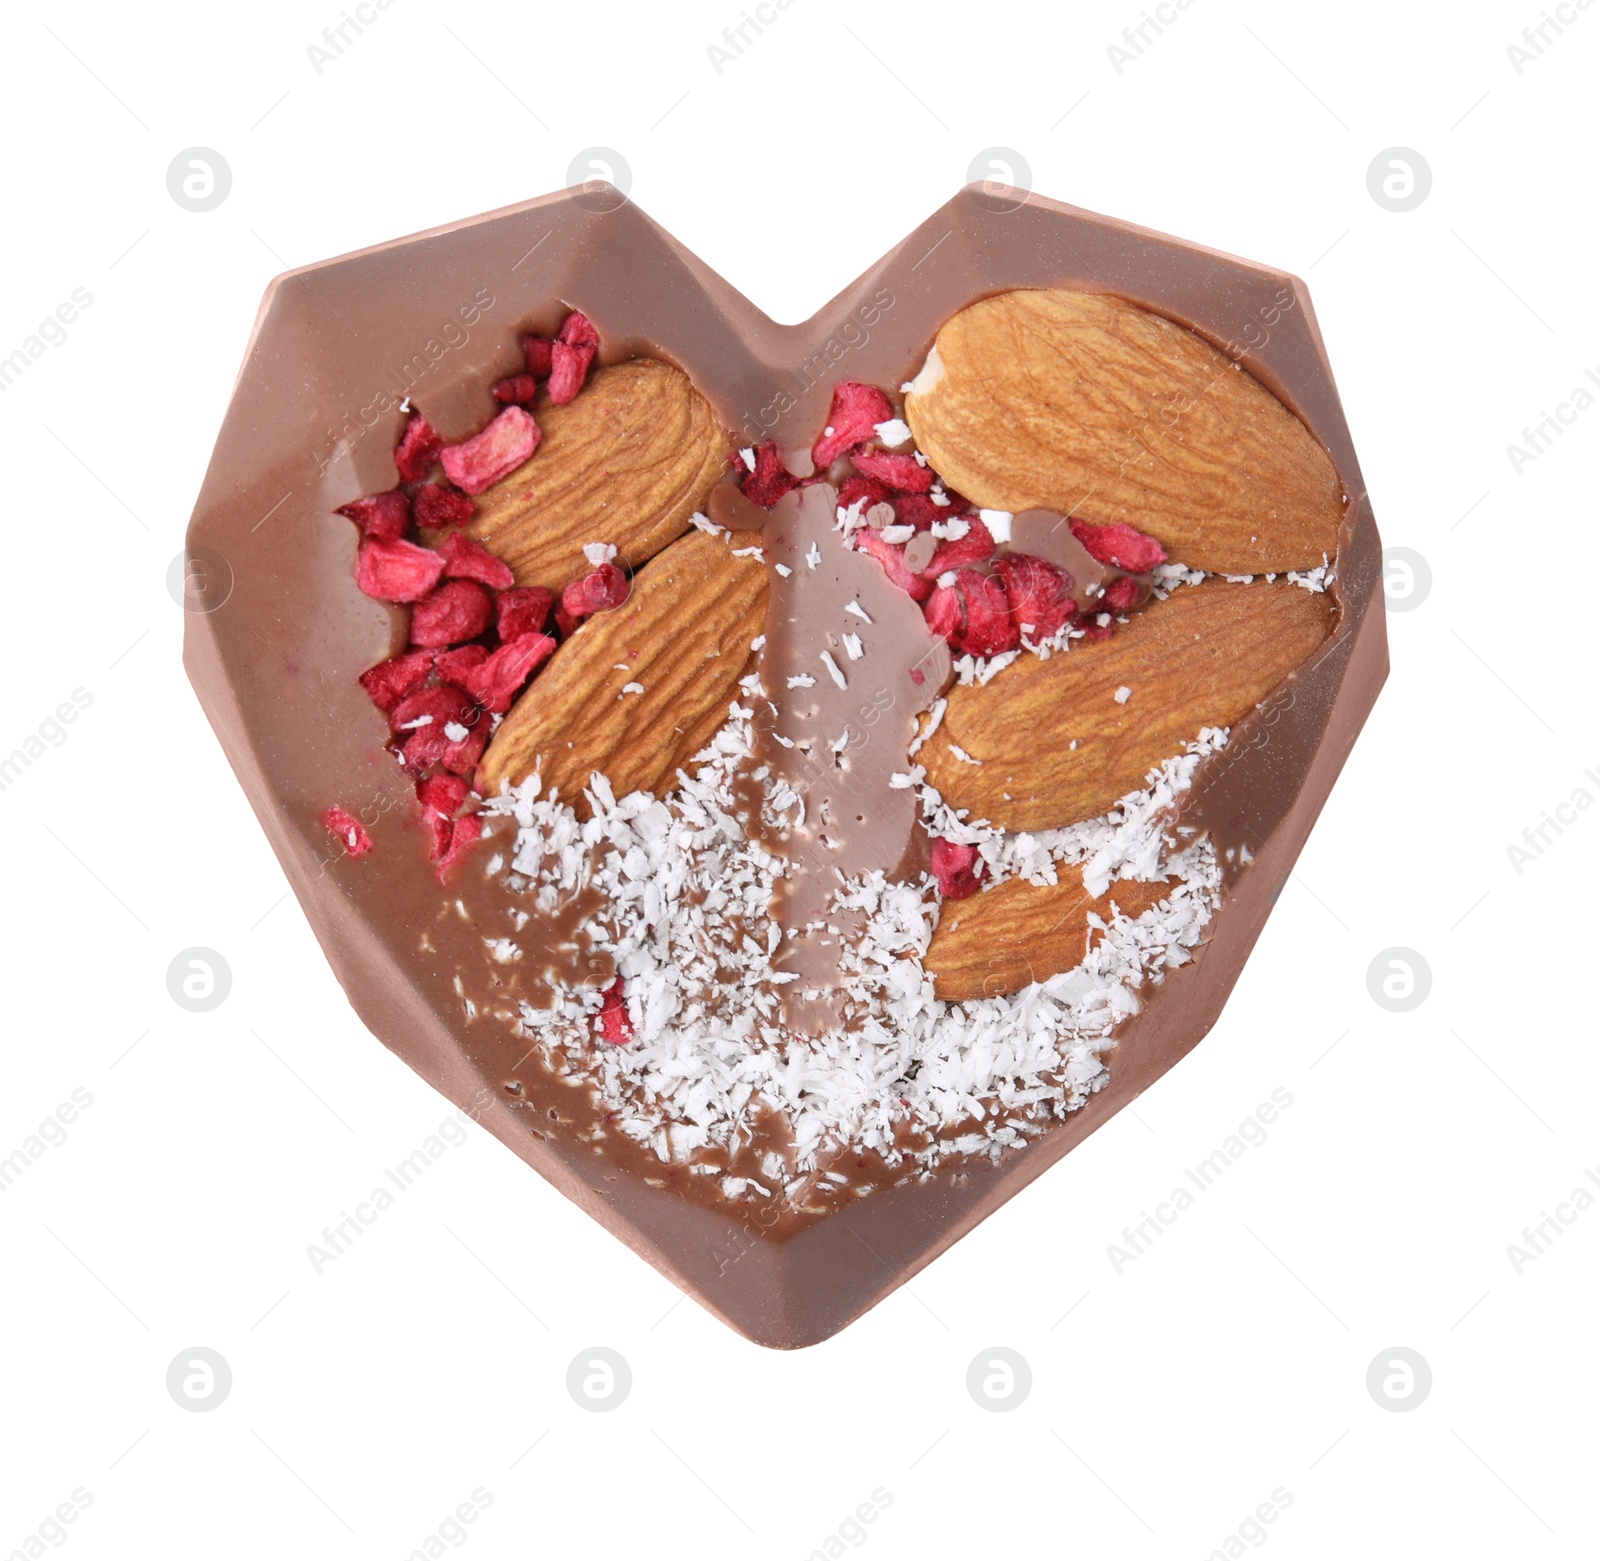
(1069, 518, 1168, 572)
(856, 528, 932, 602)
(436, 531, 515, 589)
(418, 773, 468, 861)
(851, 448, 934, 493)
(322, 805, 373, 858)
(492, 374, 538, 405)
(923, 581, 961, 642)
(440, 406, 540, 496)
(496, 586, 553, 641)
(409, 580, 493, 647)
(836, 474, 892, 517)
(739, 443, 798, 508)
(930, 837, 986, 900)
(521, 333, 554, 378)
(435, 815, 482, 880)
(392, 683, 477, 734)
(464, 632, 557, 715)
(356, 538, 445, 603)
(1076, 616, 1115, 642)
(1100, 576, 1142, 613)
(954, 569, 1020, 657)
(433, 644, 490, 685)
(923, 515, 997, 579)
(892, 493, 951, 533)
(554, 602, 582, 638)
(358, 649, 433, 714)
(561, 562, 629, 618)
(411, 483, 476, 530)
(993, 552, 1077, 639)
(596, 976, 633, 1045)
(547, 311, 599, 405)
(812, 382, 894, 467)
(394, 412, 442, 482)
(441, 721, 488, 777)
(337, 489, 411, 542)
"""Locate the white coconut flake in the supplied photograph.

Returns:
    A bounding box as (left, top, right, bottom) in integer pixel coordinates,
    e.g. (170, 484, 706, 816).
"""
(820, 651, 847, 689)
(483, 706, 1224, 1182)
(806, 542, 822, 570)
(874, 417, 913, 448)
(775, 563, 793, 578)
(621, 682, 644, 696)
(787, 674, 816, 689)
(739, 447, 756, 471)
(845, 600, 872, 624)
(979, 509, 1013, 543)
(948, 743, 981, 766)
(1114, 686, 1132, 705)
(583, 542, 619, 566)
(842, 633, 865, 661)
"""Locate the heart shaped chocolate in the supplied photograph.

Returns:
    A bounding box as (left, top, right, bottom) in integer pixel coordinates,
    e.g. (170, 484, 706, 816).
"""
(184, 186, 1386, 1348)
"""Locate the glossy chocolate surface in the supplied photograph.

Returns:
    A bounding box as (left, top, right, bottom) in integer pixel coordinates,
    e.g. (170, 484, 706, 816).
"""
(184, 186, 1386, 1347)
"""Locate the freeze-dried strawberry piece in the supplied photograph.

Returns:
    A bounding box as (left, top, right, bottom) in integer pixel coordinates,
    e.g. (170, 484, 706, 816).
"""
(561, 562, 629, 618)
(436, 531, 515, 589)
(497, 585, 553, 641)
(857, 528, 932, 602)
(892, 492, 952, 533)
(554, 602, 582, 638)
(923, 581, 961, 642)
(411, 483, 476, 531)
(337, 489, 411, 542)
(923, 516, 996, 579)
(392, 683, 476, 735)
(813, 382, 895, 467)
(1076, 615, 1115, 642)
(739, 443, 798, 508)
(441, 721, 488, 778)
(955, 569, 1020, 656)
(836, 474, 892, 518)
(851, 448, 934, 493)
(596, 976, 633, 1045)
(464, 632, 557, 715)
(547, 311, 599, 405)
(492, 373, 538, 404)
(1100, 575, 1142, 613)
(435, 815, 482, 880)
(440, 406, 540, 496)
(418, 772, 468, 818)
(356, 537, 445, 602)
(521, 333, 554, 378)
(993, 552, 1076, 639)
(930, 837, 986, 900)
(434, 644, 490, 685)
(394, 412, 442, 482)
(409, 580, 493, 647)
(358, 649, 434, 714)
(322, 805, 373, 858)
(1070, 518, 1168, 572)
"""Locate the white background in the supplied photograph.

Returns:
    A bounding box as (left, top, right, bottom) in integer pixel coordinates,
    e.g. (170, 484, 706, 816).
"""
(2, 0, 1595, 1556)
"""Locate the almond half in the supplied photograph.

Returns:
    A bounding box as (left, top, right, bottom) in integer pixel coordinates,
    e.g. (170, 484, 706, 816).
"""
(460, 359, 731, 592)
(926, 869, 1173, 1001)
(920, 580, 1335, 833)
(478, 528, 767, 808)
(905, 289, 1343, 574)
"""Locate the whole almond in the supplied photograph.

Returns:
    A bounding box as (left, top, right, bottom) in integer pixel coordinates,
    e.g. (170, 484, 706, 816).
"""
(920, 580, 1334, 832)
(479, 528, 767, 807)
(905, 289, 1343, 574)
(460, 359, 731, 592)
(926, 870, 1173, 1001)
